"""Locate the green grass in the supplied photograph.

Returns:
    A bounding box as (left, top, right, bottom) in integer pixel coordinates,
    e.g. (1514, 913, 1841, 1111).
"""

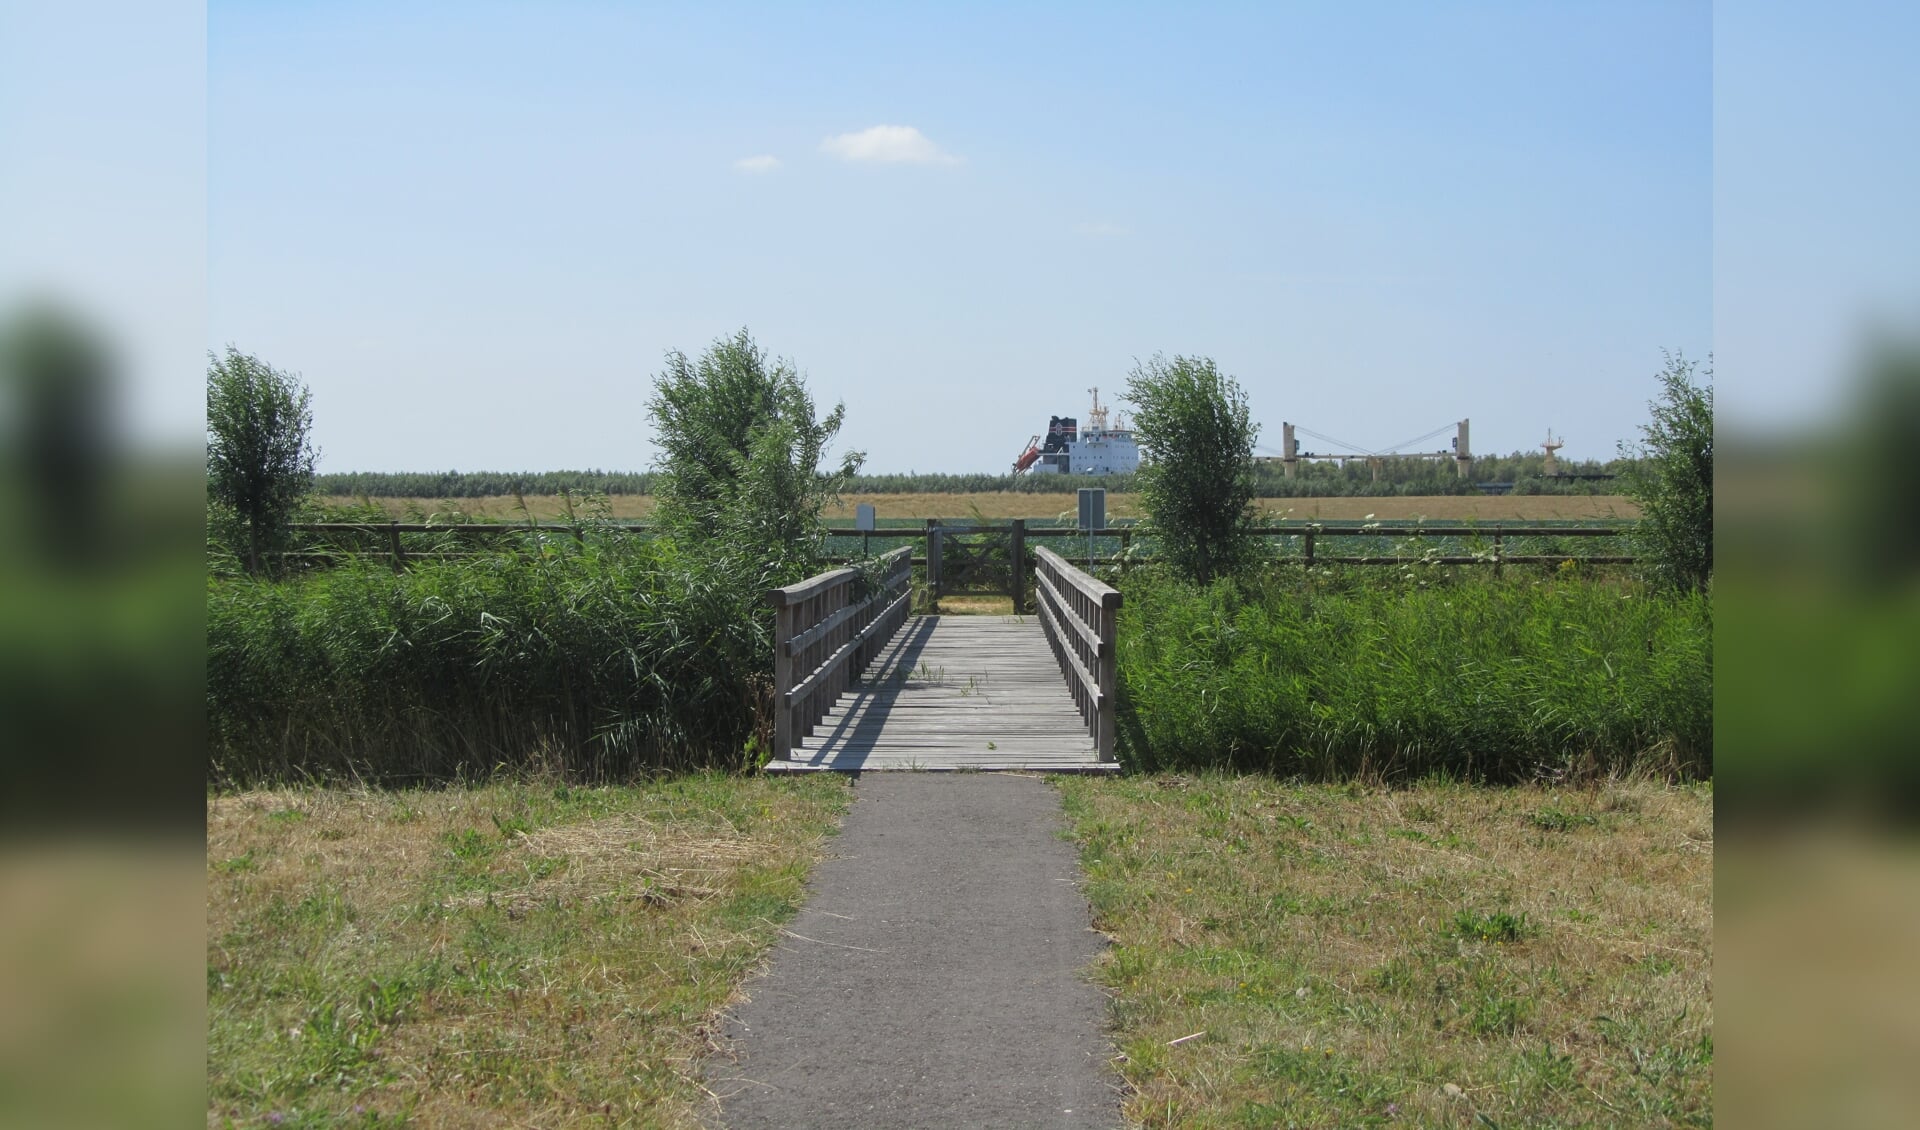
(1530, 805, 1601, 832)
(1452, 909, 1537, 944)
(1114, 567, 1711, 781)
(206, 773, 851, 1128)
(1057, 773, 1713, 1128)
(1715, 579, 1920, 811)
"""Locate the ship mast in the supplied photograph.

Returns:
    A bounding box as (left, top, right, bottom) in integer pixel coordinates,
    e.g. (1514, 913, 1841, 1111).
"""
(1086, 386, 1109, 430)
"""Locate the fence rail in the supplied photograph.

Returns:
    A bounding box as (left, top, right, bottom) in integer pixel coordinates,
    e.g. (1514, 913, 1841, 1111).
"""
(279, 519, 1634, 574)
(1032, 546, 1121, 763)
(286, 521, 1630, 537)
(766, 545, 913, 760)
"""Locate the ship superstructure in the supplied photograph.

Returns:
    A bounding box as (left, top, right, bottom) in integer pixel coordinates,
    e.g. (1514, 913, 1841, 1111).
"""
(1011, 387, 1141, 476)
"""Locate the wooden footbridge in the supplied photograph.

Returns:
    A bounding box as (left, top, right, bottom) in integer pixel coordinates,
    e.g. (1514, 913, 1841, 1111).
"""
(764, 545, 1121, 773)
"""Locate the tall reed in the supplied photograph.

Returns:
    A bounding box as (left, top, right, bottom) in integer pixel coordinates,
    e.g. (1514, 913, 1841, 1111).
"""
(208, 530, 773, 785)
(1114, 567, 1710, 780)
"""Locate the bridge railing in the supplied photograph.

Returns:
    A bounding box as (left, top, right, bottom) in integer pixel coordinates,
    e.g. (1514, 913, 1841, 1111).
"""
(767, 545, 913, 761)
(1032, 546, 1121, 763)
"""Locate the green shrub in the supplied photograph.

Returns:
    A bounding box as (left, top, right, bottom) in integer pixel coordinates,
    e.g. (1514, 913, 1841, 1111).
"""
(1114, 568, 1710, 780)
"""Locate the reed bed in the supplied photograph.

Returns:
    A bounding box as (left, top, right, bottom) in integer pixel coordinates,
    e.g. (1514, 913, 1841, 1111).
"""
(208, 533, 774, 785)
(1114, 567, 1711, 781)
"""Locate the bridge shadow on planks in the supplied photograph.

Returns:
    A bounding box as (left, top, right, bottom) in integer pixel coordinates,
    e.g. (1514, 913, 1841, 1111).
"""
(770, 615, 1115, 773)
(793, 616, 938, 766)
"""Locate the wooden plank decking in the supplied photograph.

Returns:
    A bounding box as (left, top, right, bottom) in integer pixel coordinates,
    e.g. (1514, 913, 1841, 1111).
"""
(767, 615, 1116, 773)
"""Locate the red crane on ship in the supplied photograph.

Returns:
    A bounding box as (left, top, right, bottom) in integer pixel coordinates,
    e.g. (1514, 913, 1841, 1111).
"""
(1011, 435, 1043, 473)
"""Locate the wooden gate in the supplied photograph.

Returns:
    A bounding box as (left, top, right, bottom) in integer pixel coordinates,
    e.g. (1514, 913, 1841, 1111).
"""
(924, 520, 1029, 610)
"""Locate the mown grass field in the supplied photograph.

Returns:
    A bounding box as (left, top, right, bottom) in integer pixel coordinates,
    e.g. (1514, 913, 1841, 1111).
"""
(207, 771, 1711, 1129)
(1058, 774, 1712, 1128)
(321, 492, 1641, 524)
(206, 775, 851, 1128)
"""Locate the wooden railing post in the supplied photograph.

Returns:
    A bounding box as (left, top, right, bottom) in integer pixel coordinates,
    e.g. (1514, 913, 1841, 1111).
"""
(1032, 545, 1122, 763)
(772, 598, 796, 759)
(926, 519, 943, 600)
(766, 545, 913, 762)
(388, 521, 406, 573)
(1096, 589, 1119, 762)
(1010, 519, 1026, 613)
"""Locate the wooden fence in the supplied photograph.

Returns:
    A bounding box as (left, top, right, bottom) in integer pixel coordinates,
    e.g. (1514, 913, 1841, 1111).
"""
(1032, 546, 1121, 763)
(766, 545, 913, 759)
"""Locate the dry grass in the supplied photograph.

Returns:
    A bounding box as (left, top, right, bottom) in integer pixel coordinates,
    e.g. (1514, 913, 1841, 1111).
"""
(1, 843, 204, 1127)
(1714, 826, 1920, 1129)
(206, 775, 850, 1129)
(833, 493, 1103, 520)
(320, 495, 660, 521)
(1057, 774, 1712, 1128)
(321, 493, 1639, 524)
(1249, 495, 1640, 522)
(935, 595, 1016, 616)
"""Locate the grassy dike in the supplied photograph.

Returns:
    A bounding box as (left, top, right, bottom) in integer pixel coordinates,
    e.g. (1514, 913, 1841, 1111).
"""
(1058, 774, 1712, 1128)
(206, 774, 851, 1128)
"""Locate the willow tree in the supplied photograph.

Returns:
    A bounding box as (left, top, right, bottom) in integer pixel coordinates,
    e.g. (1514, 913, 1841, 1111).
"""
(648, 329, 862, 583)
(1125, 353, 1260, 584)
(1619, 352, 1713, 594)
(206, 347, 315, 575)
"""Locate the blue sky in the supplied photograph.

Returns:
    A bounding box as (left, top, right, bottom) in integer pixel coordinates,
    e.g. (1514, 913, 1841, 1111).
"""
(209, 2, 1713, 473)
(1714, 0, 1920, 432)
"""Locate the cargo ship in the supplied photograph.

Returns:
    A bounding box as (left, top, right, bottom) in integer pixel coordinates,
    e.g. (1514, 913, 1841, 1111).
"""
(1011, 387, 1141, 476)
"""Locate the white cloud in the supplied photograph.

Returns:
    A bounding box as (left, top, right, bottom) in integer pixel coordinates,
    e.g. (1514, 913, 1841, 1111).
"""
(733, 154, 782, 174)
(819, 124, 960, 165)
(1074, 221, 1132, 239)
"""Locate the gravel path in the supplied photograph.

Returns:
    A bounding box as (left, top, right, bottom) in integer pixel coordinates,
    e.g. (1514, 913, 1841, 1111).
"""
(709, 773, 1119, 1129)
